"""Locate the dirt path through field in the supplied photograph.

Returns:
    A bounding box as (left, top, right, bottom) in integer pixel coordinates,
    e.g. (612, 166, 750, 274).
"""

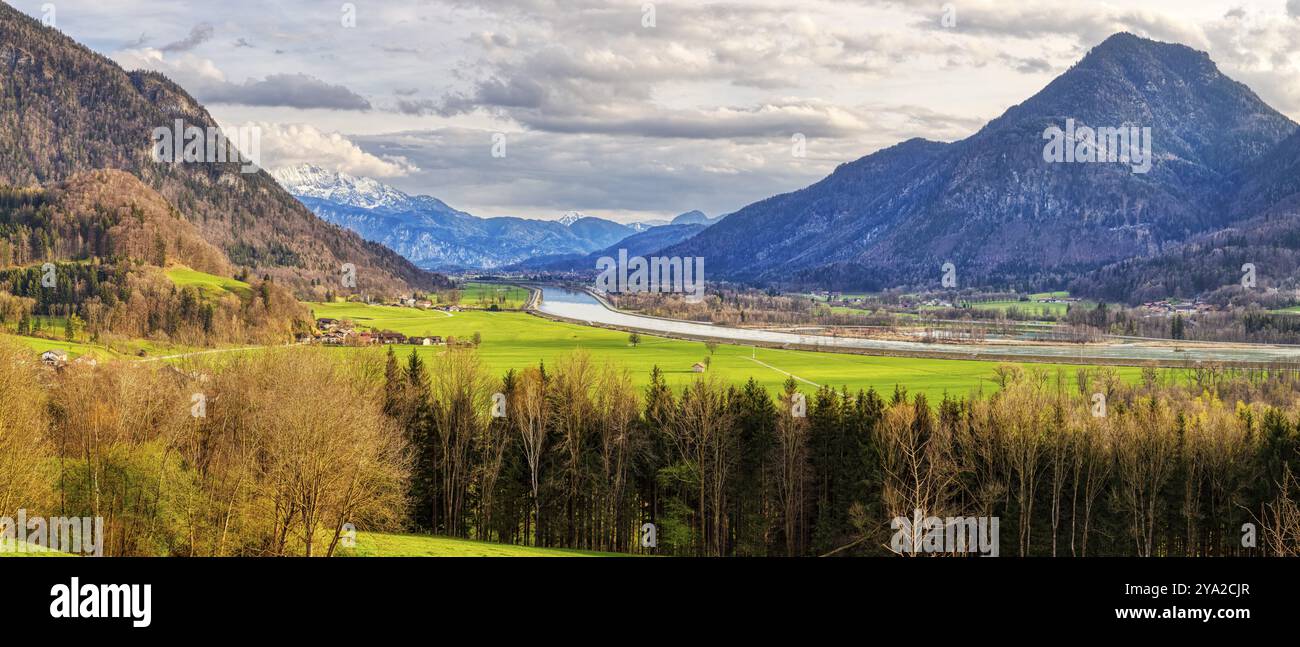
(745, 355, 821, 387)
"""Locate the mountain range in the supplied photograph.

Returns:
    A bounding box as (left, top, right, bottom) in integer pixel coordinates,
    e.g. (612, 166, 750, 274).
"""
(654, 33, 1300, 300)
(0, 3, 442, 295)
(11, 8, 1299, 306)
(505, 223, 708, 273)
(280, 32, 1300, 303)
(272, 164, 714, 271)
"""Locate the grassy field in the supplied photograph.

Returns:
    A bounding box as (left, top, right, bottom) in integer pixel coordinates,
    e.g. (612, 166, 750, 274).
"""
(310, 301, 1146, 399)
(966, 299, 1072, 318)
(4, 333, 121, 360)
(1, 330, 203, 361)
(457, 282, 529, 309)
(802, 292, 874, 302)
(1, 290, 1149, 401)
(340, 532, 623, 557)
(0, 533, 617, 557)
(0, 541, 76, 557)
(818, 290, 1086, 320)
(166, 265, 252, 299)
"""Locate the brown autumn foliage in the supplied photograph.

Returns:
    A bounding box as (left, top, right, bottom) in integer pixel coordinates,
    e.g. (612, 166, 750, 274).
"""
(0, 340, 53, 515)
(6, 339, 1300, 557)
(2, 343, 407, 556)
(1, 171, 312, 346)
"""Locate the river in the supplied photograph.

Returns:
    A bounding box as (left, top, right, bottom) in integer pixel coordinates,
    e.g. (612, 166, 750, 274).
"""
(533, 286, 1300, 366)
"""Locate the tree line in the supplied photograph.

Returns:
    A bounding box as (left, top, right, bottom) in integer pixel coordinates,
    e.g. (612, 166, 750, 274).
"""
(4, 340, 1300, 556)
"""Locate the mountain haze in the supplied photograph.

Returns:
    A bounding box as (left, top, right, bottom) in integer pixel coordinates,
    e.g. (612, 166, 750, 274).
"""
(507, 223, 707, 273)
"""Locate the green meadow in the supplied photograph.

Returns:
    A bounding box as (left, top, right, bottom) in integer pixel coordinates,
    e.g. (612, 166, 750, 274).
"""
(2, 330, 204, 361)
(0, 541, 76, 557)
(963, 292, 1088, 318)
(965, 300, 1072, 318)
(0, 532, 615, 557)
(1, 291, 1150, 401)
(457, 281, 529, 309)
(310, 301, 1146, 399)
(340, 532, 621, 557)
(165, 265, 252, 299)
(4, 334, 118, 360)
(815, 290, 1087, 321)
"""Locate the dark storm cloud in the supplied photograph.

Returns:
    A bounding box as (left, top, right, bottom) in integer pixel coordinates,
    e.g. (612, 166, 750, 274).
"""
(201, 73, 372, 110)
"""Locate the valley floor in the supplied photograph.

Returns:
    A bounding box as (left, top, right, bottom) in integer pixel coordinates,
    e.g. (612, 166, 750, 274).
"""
(307, 300, 1146, 399)
(536, 287, 1300, 367)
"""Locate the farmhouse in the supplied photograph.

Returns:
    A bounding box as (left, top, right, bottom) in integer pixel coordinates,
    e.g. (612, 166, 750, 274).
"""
(692, 362, 707, 373)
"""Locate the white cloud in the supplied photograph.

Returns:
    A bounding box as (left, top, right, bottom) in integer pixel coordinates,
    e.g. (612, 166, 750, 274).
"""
(114, 47, 227, 84)
(247, 122, 418, 178)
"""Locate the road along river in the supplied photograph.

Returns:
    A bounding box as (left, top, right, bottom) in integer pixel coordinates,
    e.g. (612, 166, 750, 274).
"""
(532, 286, 1300, 368)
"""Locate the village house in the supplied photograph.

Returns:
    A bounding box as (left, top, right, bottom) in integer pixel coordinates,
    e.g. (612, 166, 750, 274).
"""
(692, 362, 707, 373)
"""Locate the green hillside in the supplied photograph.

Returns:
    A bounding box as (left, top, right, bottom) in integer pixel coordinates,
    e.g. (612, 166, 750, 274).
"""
(166, 265, 252, 299)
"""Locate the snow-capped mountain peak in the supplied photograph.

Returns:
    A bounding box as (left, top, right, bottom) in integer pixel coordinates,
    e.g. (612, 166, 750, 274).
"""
(558, 211, 585, 226)
(270, 164, 413, 211)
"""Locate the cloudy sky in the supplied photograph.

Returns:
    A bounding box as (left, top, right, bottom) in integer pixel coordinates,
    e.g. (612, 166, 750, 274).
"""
(14, 0, 1300, 222)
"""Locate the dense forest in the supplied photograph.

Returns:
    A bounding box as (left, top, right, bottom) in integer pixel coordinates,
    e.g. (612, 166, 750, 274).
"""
(0, 173, 310, 345)
(0, 262, 308, 346)
(4, 338, 1300, 557)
